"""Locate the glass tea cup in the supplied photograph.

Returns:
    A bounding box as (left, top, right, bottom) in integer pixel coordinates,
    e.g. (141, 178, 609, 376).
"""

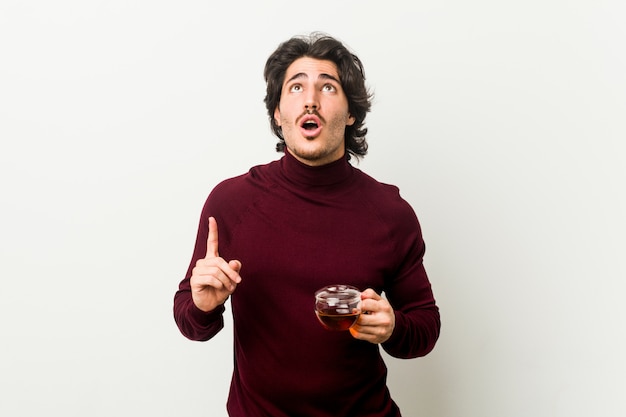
(315, 285, 362, 331)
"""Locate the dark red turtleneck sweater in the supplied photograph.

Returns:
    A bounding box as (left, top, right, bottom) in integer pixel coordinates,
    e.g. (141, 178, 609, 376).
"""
(174, 151, 440, 417)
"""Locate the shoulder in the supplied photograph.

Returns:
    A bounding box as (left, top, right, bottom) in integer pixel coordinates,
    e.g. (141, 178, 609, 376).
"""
(205, 159, 280, 212)
(352, 168, 422, 233)
(353, 168, 413, 209)
(212, 159, 280, 193)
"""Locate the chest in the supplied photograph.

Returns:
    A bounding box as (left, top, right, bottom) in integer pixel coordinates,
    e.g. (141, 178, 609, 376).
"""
(221, 191, 396, 298)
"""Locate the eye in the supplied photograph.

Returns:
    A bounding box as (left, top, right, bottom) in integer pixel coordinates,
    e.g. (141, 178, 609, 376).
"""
(289, 84, 303, 93)
(322, 83, 337, 93)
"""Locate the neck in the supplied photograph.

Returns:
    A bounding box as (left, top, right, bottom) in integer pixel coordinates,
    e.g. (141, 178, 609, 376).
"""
(280, 148, 353, 187)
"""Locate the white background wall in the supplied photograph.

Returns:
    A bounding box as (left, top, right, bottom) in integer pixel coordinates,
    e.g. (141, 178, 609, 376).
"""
(1, 1, 624, 416)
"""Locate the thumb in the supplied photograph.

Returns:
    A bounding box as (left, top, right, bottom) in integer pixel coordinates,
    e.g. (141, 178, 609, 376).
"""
(229, 259, 242, 273)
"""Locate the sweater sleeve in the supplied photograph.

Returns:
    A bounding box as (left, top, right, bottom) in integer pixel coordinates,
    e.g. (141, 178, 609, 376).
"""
(172, 197, 226, 341)
(381, 259, 441, 359)
(380, 199, 441, 359)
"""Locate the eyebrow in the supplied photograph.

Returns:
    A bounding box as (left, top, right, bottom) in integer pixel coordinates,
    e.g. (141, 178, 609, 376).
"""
(285, 72, 341, 85)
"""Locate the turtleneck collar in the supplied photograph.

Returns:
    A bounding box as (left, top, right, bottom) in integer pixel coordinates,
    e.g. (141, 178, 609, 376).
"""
(279, 149, 354, 187)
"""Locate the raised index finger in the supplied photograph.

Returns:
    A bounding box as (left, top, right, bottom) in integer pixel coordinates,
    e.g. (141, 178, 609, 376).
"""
(206, 216, 219, 258)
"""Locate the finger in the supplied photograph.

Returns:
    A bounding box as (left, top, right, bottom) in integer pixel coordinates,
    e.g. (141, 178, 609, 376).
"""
(229, 260, 243, 282)
(194, 266, 237, 292)
(208, 273, 237, 293)
(359, 289, 381, 314)
(360, 288, 381, 301)
(360, 299, 378, 314)
(195, 257, 241, 284)
(218, 260, 242, 286)
(206, 216, 219, 258)
(191, 273, 234, 311)
(350, 316, 394, 344)
(349, 326, 376, 341)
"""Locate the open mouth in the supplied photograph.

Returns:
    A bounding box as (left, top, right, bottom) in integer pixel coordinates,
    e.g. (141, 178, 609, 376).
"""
(302, 120, 319, 131)
(299, 114, 322, 137)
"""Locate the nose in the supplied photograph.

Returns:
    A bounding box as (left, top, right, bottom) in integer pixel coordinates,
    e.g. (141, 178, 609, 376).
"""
(304, 89, 319, 112)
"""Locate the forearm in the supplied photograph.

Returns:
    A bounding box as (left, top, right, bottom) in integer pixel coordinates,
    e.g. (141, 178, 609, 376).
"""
(173, 289, 225, 341)
(382, 304, 440, 358)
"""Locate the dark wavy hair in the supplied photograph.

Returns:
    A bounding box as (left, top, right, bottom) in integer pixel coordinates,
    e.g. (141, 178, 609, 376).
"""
(263, 33, 372, 160)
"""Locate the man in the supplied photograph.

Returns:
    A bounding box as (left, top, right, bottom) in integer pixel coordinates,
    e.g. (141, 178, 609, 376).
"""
(174, 33, 440, 417)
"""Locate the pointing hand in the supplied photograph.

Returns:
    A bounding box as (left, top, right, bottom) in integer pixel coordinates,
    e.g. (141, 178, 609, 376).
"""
(190, 217, 242, 312)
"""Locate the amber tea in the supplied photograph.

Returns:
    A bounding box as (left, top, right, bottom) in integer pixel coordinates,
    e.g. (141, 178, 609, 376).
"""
(315, 310, 360, 331)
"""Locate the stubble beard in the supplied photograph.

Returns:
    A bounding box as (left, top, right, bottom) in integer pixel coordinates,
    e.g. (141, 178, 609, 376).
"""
(282, 116, 348, 166)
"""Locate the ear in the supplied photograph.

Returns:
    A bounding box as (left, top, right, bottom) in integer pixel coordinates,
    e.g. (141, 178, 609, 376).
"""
(346, 114, 355, 126)
(274, 107, 282, 127)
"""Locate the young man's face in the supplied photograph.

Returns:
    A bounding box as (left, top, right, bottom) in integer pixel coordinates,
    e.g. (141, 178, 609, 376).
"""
(274, 57, 355, 166)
